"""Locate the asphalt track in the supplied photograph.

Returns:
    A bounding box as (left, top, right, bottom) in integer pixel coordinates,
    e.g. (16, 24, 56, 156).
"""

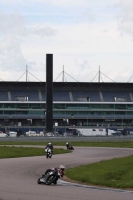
(1, 146, 133, 200)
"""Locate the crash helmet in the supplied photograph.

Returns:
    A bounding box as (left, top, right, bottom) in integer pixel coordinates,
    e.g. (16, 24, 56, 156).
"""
(60, 165, 65, 171)
(66, 142, 68, 145)
(48, 142, 52, 145)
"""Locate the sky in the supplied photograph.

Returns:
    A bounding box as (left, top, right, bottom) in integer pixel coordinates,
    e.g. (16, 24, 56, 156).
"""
(0, 0, 133, 82)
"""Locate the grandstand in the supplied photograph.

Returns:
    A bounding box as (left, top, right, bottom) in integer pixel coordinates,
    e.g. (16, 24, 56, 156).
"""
(0, 81, 133, 135)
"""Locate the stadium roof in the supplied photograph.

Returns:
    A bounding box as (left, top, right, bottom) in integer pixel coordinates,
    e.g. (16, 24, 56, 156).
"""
(0, 81, 133, 91)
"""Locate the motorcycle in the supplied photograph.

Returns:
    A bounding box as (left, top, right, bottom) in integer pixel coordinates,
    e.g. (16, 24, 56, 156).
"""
(45, 147, 52, 158)
(37, 170, 61, 185)
(66, 145, 74, 150)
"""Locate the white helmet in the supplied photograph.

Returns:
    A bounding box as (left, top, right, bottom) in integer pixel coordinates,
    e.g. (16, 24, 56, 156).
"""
(66, 142, 68, 145)
(48, 143, 51, 145)
(60, 165, 65, 171)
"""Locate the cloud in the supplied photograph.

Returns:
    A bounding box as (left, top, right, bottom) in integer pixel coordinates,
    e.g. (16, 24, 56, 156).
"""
(0, 12, 27, 74)
(0, 11, 59, 80)
(48, 0, 91, 7)
(1, 0, 133, 82)
(0, 0, 92, 9)
(0, 35, 26, 70)
(0, 12, 26, 36)
(30, 26, 58, 37)
(118, 0, 133, 37)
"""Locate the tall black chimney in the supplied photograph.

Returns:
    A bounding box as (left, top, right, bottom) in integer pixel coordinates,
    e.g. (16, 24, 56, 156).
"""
(46, 54, 53, 133)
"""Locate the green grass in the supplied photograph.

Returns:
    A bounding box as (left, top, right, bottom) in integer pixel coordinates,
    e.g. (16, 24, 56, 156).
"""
(65, 155, 133, 189)
(0, 141, 133, 148)
(0, 146, 71, 159)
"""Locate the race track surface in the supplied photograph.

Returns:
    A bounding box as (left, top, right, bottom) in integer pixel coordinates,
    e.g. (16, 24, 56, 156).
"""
(1, 146, 133, 200)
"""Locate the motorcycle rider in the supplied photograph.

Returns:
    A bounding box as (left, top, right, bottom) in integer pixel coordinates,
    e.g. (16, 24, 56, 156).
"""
(45, 142, 54, 152)
(43, 165, 65, 184)
(66, 142, 73, 150)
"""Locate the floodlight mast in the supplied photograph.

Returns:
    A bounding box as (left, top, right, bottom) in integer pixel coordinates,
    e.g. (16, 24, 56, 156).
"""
(98, 65, 100, 82)
(26, 65, 28, 82)
(62, 65, 64, 82)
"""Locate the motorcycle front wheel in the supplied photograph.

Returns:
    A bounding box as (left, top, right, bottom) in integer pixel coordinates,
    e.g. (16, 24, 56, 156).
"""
(49, 154, 52, 158)
(37, 178, 41, 184)
(45, 175, 57, 185)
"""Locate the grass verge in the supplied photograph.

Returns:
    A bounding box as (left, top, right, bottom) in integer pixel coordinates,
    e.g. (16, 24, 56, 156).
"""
(0, 141, 133, 148)
(65, 155, 133, 189)
(0, 146, 71, 159)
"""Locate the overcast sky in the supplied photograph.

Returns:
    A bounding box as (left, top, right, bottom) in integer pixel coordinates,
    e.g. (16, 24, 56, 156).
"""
(0, 0, 133, 82)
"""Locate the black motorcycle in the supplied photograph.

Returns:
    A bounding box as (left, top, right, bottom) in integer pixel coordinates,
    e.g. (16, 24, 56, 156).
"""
(37, 170, 61, 185)
(66, 145, 74, 150)
(45, 147, 52, 158)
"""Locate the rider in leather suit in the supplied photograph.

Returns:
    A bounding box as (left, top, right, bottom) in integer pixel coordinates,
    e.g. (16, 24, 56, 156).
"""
(44, 165, 65, 177)
(45, 142, 54, 152)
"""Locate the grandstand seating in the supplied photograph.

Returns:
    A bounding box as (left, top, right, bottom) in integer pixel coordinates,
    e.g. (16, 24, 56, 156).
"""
(72, 91, 88, 101)
(0, 90, 8, 101)
(53, 91, 70, 101)
(10, 114, 43, 119)
(88, 91, 101, 102)
(10, 90, 39, 101)
(0, 114, 9, 118)
(40, 90, 46, 101)
(72, 91, 100, 101)
(39, 90, 70, 101)
(0, 88, 131, 103)
(1, 81, 133, 129)
(102, 91, 131, 102)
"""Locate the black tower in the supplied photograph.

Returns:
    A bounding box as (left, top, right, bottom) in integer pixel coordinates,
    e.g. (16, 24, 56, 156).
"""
(46, 54, 53, 133)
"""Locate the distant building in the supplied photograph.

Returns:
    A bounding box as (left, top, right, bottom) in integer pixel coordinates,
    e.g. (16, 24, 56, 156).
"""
(0, 81, 133, 133)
